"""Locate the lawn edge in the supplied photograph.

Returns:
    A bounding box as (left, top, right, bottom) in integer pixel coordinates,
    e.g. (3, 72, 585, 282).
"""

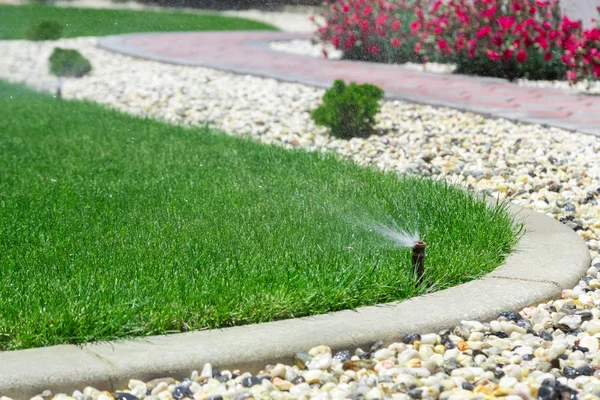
(0, 200, 590, 398)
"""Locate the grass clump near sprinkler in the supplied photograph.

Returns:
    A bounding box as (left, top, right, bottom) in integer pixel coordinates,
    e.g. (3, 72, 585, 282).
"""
(24, 19, 63, 41)
(311, 79, 384, 139)
(49, 48, 92, 78)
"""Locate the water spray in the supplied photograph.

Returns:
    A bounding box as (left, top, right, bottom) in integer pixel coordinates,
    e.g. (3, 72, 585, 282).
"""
(411, 241, 426, 285)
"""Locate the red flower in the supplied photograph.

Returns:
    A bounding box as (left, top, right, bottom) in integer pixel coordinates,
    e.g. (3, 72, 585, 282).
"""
(366, 44, 380, 54)
(482, 6, 496, 18)
(529, 6, 537, 14)
(516, 49, 528, 63)
(331, 36, 340, 48)
(410, 20, 420, 34)
(376, 15, 387, 25)
(438, 39, 450, 52)
(498, 16, 515, 30)
(503, 48, 514, 60)
(392, 20, 401, 31)
(477, 26, 492, 38)
(341, 4, 350, 12)
(543, 51, 552, 61)
(486, 49, 501, 61)
(362, 6, 373, 15)
(391, 37, 401, 47)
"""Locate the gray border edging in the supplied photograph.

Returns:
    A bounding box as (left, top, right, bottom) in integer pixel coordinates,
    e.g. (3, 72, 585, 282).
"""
(0, 202, 590, 398)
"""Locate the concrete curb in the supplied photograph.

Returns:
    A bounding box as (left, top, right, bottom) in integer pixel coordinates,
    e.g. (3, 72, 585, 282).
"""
(0, 202, 590, 398)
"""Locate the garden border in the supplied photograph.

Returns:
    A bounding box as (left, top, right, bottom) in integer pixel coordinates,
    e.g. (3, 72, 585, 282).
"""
(96, 31, 600, 137)
(0, 201, 590, 398)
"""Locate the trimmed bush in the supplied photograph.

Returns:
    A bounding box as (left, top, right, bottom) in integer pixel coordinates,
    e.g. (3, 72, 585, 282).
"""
(49, 48, 92, 78)
(25, 19, 63, 41)
(311, 79, 384, 139)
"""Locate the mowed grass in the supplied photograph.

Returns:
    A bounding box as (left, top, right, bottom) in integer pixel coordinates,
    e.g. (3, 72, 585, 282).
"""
(0, 81, 521, 350)
(0, 3, 277, 40)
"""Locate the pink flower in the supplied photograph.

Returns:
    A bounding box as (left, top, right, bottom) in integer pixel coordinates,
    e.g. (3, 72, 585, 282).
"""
(482, 6, 496, 18)
(516, 49, 528, 63)
(566, 70, 577, 81)
(362, 6, 373, 15)
(498, 16, 515, 30)
(410, 20, 420, 33)
(392, 19, 401, 31)
(414, 42, 422, 53)
(366, 43, 380, 54)
(376, 15, 387, 25)
(487, 49, 501, 61)
(391, 37, 401, 47)
(331, 36, 341, 48)
(341, 4, 350, 12)
(438, 39, 449, 52)
(477, 26, 492, 38)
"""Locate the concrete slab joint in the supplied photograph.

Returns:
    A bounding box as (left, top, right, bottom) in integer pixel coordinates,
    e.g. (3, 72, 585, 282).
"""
(0, 200, 591, 398)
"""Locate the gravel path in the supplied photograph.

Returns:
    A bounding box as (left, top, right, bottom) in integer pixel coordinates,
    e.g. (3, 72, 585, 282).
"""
(2, 37, 600, 399)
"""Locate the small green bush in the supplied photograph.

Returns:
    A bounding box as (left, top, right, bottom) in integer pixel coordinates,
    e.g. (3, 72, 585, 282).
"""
(311, 80, 384, 139)
(25, 19, 63, 41)
(49, 48, 92, 78)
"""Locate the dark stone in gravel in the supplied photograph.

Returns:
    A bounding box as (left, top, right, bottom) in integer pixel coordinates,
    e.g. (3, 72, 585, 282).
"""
(212, 369, 221, 378)
(492, 331, 508, 338)
(291, 376, 306, 385)
(443, 358, 460, 374)
(579, 366, 594, 376)
(407, 389, 422, 399)
(572, 345, 589, 353)
(565, 203, 576, 212)
(551, 358, 562, 369)
(234, 392, 253, 400)
(498, 311, 523, 321)
(522, 354, 535, 361)
(540, 331, 553, 342)
(563, 366, 580, 379)
(173, 385, 194, 400)
(575, 311, 593, 321)
(461, 382, 475, 391)
(333, 350, 351, 362)
(403, 333, 421, 344)
(218, 375, 230, 383)
(207, 396, 224, 400)
(494, 370, 505, 379)
(517, 319, 533, 332)
(116, 394, 139, 400)
(256, 373, 272, 381)
(538, 384, 559, 400)
(242, 376, 261, 388)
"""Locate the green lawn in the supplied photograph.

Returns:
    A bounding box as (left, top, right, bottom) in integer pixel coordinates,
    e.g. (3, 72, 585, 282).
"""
(0, 3, 277, 40)
(0, 81, 521, 350)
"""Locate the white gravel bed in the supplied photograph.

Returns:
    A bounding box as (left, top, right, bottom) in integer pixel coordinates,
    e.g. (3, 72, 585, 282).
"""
(3, 37, 600, 399)
(269, 39, 600, 93)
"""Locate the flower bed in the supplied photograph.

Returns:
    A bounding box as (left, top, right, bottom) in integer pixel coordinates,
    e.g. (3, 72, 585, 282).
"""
(315, 0, 600, 83)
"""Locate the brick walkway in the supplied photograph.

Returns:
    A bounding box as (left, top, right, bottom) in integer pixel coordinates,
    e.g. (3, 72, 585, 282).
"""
(98, 31, 600, 136)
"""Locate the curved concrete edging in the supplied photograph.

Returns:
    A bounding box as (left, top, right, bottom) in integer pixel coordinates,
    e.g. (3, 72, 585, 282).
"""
(0, 201, 590, 398)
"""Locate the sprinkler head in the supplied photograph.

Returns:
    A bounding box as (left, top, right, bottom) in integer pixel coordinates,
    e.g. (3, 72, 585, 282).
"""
(412, 241, 426, 285)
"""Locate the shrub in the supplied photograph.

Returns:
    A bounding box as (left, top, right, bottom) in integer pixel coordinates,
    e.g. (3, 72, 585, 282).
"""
(311, 79, 384, 139)
(49, 48, 92, 78)
(315, 0, 598, 82)
(25, 19, 63, 41)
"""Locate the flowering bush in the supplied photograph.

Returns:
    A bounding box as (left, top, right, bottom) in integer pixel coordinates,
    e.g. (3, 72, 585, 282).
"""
(316, 0, 600, 82)
(316, 0, 423, 63)
(561, 12, 600, 81)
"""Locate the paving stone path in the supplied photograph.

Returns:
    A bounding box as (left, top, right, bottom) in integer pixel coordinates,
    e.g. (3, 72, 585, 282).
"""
(98, 31, 600, 136)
